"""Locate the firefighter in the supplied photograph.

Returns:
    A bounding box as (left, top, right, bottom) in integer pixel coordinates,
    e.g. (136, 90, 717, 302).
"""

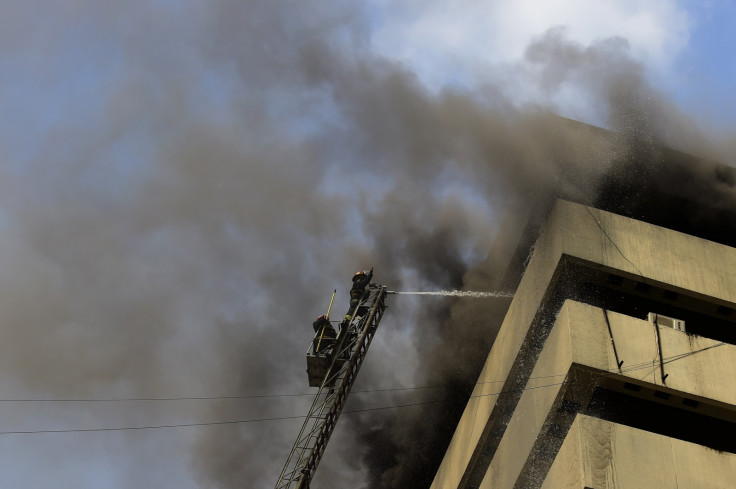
(349, 270, 371, 311)
(312, 314, 336, 354)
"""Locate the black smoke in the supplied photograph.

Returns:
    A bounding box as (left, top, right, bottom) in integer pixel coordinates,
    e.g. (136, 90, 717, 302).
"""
(0, 2, 734, 489)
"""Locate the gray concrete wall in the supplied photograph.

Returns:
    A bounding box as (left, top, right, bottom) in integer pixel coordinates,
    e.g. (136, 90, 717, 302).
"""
(431, 200, 736, 488)
(430, 200, 566, 489)
(541, 414, 736, 489)
(478, 299, 736, 489)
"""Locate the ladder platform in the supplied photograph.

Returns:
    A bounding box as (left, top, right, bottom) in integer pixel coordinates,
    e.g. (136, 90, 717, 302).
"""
(276, 284, 387, 489)
(306, 353, 344, 387)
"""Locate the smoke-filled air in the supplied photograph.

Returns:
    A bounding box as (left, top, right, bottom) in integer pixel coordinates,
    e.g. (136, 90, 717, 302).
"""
(1, 1, 735, 488)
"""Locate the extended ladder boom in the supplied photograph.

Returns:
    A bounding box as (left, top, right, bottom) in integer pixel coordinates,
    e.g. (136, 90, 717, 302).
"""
(275, 285, 388, 489)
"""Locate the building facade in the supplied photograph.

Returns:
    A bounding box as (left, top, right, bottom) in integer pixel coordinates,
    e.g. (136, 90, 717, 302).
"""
(431, 200, 736, 489)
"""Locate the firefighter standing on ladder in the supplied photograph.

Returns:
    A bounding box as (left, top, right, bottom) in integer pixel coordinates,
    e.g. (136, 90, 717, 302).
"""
(312, 290, 337, 354)
(344, 269, 372, 324)
(312, 314, 336, 353)
(277, 270, 386, 489)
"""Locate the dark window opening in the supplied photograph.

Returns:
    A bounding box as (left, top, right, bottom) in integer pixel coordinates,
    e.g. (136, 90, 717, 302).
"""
(607, 274, 623, 286)
(635, 282, 652, 293)
(718, 305, 734, 317)
(683, 398, 700, 408)
(585, 387, 736, 454)
(557, 259, 736, 346)
(663, 290, 679, 301)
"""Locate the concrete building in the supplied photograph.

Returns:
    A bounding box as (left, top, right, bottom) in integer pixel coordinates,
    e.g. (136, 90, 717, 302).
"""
(430, 199, 736, 489)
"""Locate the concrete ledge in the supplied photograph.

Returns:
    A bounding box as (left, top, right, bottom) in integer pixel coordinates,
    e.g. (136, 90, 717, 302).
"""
(431, 200, 736, 489)
(480, 300, 736, 489)
(541, 414, 736, 489)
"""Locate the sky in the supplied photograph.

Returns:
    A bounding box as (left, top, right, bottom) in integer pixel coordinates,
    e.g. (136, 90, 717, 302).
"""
(0, 1, 735, 488)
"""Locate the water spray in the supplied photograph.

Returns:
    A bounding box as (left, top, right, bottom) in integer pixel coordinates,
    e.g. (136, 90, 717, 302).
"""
(386, 290, 513, 298)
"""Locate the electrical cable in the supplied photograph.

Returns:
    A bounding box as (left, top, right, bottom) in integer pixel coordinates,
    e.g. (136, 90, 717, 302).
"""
(0, 340, 726, 436)
(0, 400, 447, 436)
(1, 210, 727, 439)
(0, 341, 725, 405)
(584, 206, 645, 278)
(0, 385, 445, 403)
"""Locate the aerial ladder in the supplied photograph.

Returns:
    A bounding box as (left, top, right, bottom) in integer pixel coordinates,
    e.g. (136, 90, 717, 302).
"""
(275, 270, 388, 489)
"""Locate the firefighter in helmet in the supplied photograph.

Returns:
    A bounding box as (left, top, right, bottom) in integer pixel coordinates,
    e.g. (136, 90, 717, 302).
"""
(312, 314, 337, 354)
(349, 270, 371, 310)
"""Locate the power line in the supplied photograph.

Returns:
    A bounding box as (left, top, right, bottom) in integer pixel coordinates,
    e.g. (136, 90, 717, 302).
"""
(0, 394, 312, 403)
(584, 206, 645, 278)
(0, 340, 726, 437)
(0, 341, 725, 405)
(0, 339, 726, 437)
(0, 385, 444, 403)
(0, 400, 446, 436)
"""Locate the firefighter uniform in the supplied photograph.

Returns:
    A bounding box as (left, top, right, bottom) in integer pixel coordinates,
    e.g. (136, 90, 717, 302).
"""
(349, 270, 370, 310)
(312, 315, 336, 354)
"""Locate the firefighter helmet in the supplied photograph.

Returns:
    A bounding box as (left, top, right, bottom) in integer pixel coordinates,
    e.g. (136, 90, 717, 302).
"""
(352, 270, 368, 282)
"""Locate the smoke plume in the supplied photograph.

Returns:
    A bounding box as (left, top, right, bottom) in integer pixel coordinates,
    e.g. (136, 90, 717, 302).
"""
(1, 1, 735, 489)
